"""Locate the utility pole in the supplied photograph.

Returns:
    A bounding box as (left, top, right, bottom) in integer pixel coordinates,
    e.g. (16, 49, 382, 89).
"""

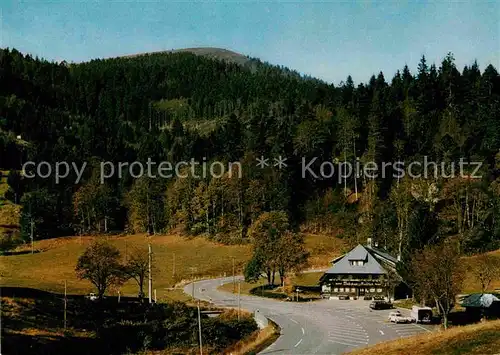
(30, 220, 34, 254)
(149, 102, 152, 132)
(192, 280, 195, 299)
(154, 289, 157, 303)
(64, 280, 67, 330)
(232, 257, 235, 293)
(197, 300, 203, 355)
(190, 267, 197, 299)
(172, 253, 176, 278)
(354, 142, 358, 200)
(343, 150, 347, 197)
(237, 281, 241, 321)
(148, 242, 152, 304)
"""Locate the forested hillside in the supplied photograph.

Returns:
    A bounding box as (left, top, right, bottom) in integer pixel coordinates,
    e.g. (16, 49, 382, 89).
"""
(1, 47, 499, 259)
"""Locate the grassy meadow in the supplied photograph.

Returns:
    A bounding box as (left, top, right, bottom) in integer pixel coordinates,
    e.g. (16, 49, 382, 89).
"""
(462, 249, 500, 293)
(0, 234, 252, 298)
(0, 233, 344, 300)
(348, 319, 500, 355)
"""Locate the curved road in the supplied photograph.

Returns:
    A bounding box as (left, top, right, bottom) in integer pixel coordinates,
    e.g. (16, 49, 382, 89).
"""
(184, 276, 432, 355)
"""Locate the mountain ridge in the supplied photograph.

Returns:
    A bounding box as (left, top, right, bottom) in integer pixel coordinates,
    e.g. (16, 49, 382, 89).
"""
(114, 47, 253, 66)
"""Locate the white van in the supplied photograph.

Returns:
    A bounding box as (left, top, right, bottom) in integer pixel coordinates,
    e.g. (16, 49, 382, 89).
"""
(410, 305, 432, 323)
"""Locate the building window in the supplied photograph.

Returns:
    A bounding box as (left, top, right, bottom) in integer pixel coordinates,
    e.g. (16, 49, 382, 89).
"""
(350, 260, 365, 266)
(370, 288, 375, 293)
(339, 287, 344, 293)
(351, 288, 355, 293)
(377, 288, 383, 293)
(334, 288, 338, 292)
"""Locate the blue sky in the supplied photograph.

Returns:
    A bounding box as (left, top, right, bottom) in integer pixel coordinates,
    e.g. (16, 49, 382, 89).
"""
(1, 1, 499, 84)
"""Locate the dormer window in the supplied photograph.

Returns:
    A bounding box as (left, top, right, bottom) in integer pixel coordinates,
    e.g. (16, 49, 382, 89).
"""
(350, 260, 365, 266)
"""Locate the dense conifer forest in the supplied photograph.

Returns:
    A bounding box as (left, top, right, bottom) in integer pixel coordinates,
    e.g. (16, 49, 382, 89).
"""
(1, 47, 499, 258)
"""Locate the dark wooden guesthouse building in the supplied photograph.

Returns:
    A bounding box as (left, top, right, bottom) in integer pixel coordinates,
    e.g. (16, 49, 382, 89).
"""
(319, 239, 404, 300)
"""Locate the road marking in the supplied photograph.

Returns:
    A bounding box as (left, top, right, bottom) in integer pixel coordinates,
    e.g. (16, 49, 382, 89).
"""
(412, 323, 432, 332)
(328, 331, 368, 338)
(327, 327, 368, 335)
(379, 330, 384, 335)
(328, 339, 367, 347)
(290, 318, 299, 324)
(294, 339, 303, 348)
(329, 333, 369, 342)
(302, 327, 305, 335)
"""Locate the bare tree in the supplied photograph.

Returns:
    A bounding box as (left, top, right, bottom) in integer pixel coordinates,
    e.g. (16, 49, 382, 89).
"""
(75, 240, 125, 299)
(124, 247, 150, 299)
(468, 254, 500, 292)
(411, 241, 464, 329)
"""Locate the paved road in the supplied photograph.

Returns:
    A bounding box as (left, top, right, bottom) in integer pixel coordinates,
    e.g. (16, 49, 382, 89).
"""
(184, 277, 433, 355)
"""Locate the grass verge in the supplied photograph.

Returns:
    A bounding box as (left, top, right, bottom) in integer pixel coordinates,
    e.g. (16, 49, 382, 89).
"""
(224, 319, 280, 355)
(348, 319, 500, 355)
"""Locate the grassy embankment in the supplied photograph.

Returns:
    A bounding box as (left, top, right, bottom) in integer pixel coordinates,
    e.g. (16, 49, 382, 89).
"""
(348, 319, 500, 355)
(222, 319, 280, 355)
(1, 291, 261, 355)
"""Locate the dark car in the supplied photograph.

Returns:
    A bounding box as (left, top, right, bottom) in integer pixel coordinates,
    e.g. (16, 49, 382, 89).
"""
(369, 300, 393, 310)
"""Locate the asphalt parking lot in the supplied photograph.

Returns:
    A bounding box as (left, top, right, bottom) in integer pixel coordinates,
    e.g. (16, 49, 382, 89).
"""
(186, 277, 435, 354)
(312, 299, 434, 351)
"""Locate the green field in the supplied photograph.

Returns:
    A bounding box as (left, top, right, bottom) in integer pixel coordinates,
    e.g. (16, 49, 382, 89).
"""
(0, 233, 343, 301)
(463, 249, 500, 293)
(0, 234, 252, 299)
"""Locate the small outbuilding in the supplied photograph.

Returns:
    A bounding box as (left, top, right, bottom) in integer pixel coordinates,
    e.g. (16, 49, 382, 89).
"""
(461, 293, 500, 320)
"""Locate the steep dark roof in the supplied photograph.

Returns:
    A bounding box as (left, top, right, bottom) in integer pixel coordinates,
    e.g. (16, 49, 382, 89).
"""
(366, 246, 398, 265)
(347, 246, 368, 260)
(461, 293, 500, 308)
(323, 245, 387, 275)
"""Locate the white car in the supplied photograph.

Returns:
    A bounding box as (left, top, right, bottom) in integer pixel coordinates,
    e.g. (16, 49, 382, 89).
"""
(388, 311, 412, 323)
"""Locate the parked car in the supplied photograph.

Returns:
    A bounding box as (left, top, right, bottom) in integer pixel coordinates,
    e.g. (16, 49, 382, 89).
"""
(370, 300, 393, 310)
(86, 293, 98, 301)
(388, 311, 412, 323)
